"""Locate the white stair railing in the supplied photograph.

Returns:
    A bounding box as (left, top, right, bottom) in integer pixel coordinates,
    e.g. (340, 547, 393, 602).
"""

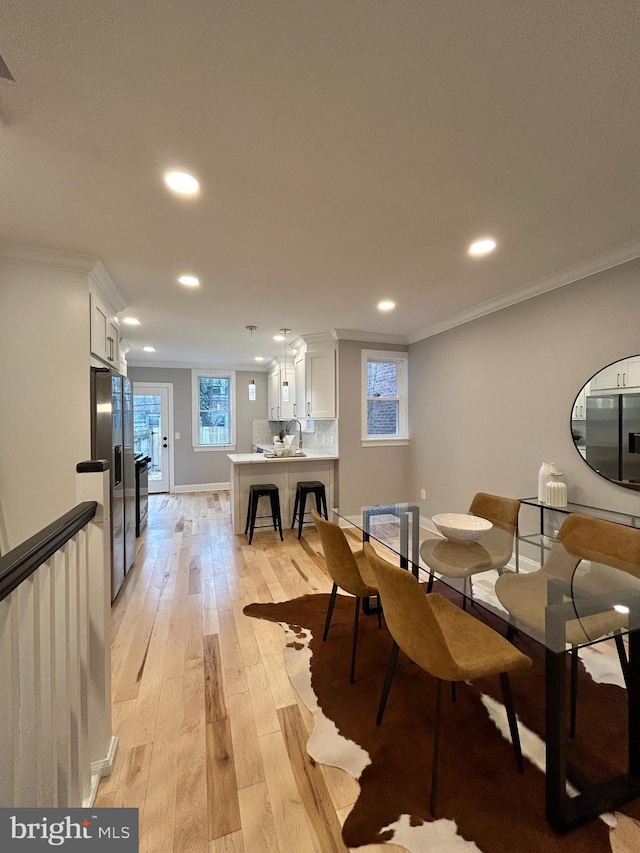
(0, 462, 116, 807)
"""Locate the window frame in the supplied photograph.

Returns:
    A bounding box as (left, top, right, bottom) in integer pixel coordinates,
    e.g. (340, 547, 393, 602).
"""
(361, 349, 409, 446)
(191, 369, 237, 451)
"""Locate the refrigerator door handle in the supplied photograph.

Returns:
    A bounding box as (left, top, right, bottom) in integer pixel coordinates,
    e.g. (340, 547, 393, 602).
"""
(114, 444, 122, 486)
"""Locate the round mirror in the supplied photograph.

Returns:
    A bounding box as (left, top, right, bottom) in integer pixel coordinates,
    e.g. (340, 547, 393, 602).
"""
(571, 355, 640, 492)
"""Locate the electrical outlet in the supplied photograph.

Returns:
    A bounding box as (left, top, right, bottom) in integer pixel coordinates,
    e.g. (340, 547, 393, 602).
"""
(420, 488, 426, 500)
(175, 432, 180, 440)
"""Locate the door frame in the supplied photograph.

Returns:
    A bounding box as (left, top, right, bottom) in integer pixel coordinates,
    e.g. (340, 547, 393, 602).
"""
(133, 382, 175, 493)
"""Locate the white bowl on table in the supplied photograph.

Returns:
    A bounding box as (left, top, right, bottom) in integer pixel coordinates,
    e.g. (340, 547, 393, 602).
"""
(432, 513, 493, 543)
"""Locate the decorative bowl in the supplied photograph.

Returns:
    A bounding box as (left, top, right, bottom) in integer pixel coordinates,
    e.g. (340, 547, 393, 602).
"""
(431, 513, 493, 543)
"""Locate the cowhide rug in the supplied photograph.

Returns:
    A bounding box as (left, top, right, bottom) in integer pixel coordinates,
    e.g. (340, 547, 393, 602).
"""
(244, 590, 640, 853)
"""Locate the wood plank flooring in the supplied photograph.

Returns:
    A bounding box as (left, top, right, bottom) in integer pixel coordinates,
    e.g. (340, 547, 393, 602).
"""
(95, 491, 406, 853)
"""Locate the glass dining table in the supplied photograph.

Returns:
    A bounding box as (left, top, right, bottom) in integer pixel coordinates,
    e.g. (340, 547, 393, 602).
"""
(332, 501, 640, 832)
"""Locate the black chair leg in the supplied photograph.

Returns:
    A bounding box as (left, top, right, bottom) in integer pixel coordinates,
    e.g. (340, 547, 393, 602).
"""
(500, 672, 524, 773)
(320, 489, 328, 519)
(323, 583, 338, 641)
(376, 641, 400, 725)
(248, 494, 258, 545)
(615, 630, 630, 688)
(569, 646, 578, 738)
(244, 493, 252, 535)
(291, 489, 300, 529)
(430, 679, 444, 817)
(427, 573, 434, 593)
(350, 597, 360, 683)
(275, 495, 283, 541)
(297, 491, 307, 539)
(377, 594, 382, 629)
(451, 682, 456, 702)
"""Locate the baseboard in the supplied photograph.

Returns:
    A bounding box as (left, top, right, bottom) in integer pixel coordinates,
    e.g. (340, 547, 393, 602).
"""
(83, 736, 118, 807)
(173, 481, 230, 493)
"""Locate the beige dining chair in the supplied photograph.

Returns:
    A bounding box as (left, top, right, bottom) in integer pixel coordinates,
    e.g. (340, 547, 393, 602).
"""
(420, 493, 521, 607)
(495, 513, 640, 735)
(312, 510, 381, 683)
(364, 542, 532, 816)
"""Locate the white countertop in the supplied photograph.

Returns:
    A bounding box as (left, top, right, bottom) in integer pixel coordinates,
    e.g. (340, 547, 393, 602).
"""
(228, 451, 339, 464)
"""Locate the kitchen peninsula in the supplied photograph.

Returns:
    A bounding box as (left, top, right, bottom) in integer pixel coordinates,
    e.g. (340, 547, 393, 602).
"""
(228, 451, 338, 535)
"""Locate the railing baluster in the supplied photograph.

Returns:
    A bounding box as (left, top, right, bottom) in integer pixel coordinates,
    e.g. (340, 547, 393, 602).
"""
(35, 559, 56, 806)
(0, 598, 15, 807)
(53, 545, 71, 805)
(77, 527, 91, 805)
(16, 576, 38, 806)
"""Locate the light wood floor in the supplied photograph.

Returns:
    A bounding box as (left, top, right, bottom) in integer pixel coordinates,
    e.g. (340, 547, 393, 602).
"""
(95, 491, 406, 853)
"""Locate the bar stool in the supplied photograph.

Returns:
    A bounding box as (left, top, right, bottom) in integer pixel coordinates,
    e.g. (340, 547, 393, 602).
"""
(291, 480, 328, 539)
(245, 483, 283, 545)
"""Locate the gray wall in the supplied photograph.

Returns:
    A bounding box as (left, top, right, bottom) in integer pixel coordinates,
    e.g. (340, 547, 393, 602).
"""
(337, 339, 410, 506)
(127, 366, 268, 489)
(408, 258, 640, 522)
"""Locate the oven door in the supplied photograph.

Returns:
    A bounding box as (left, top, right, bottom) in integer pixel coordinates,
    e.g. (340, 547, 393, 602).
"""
(135, 455, 150, 536)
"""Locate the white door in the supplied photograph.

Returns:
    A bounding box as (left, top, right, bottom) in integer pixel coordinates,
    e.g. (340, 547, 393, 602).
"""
(133, 383, 173, 493)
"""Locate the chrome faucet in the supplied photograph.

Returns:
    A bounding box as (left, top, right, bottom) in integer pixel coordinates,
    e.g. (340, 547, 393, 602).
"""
(285, 418, 303, 451)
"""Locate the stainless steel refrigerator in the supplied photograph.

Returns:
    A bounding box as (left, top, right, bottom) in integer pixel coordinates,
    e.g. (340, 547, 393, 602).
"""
(91, 367, 136, 600)
(586, 393, 640, 485)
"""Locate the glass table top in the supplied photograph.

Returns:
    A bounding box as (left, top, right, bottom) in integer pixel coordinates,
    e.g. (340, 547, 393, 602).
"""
(332, 502, 640, 654)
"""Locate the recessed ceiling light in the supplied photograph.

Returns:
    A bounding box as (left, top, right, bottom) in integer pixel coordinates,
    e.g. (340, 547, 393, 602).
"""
(255, 356, 265, 362)
(273, 334, 285, 342)
(468, 237, 497, 257)
(378, 300, 396, 312)
(163, 170, 200, 196)
(143, 346, 156, 352)
(122, 317, 140, 326)
(178, 274, 200, 287)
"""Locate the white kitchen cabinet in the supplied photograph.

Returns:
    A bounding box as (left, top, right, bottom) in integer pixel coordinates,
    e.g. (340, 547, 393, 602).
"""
(590, 357, 640, 392)
(268, 363, 295, 420)
(294, 351, 306, 419)
(305, 348, 336, 418)
(624, 356, 640, 389)
(90, 290, 120, 366)
(572, 386, 587, 419)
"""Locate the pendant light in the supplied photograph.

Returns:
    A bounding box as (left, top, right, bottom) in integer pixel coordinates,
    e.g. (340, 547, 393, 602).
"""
(246, 325, 257, 400)
(280, 328, 291, 402)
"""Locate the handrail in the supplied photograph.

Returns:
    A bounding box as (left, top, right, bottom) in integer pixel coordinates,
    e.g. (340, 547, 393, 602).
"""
(0, 501, 97, 602)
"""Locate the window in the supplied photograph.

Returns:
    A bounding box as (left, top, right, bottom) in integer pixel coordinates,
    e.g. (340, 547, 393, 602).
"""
(361, 350, 409, 445)
(191, 370, 236, 450)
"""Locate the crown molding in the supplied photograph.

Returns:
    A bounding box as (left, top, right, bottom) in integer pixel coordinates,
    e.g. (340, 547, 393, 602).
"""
(0, 242, 128, 311)
(408, 238, 640, 344)
(0, 241, 98, 272)
(126, 359, 270, 372)
(89, 259, 127, 312)
(332, 328, 408, 345)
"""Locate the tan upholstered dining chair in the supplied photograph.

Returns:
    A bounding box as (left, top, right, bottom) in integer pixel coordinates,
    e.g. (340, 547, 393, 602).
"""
(420, 493, 520, 606)
(495, 512, 640, 735)
(312, 510, 380, 683)
(364, 542, 532, 816)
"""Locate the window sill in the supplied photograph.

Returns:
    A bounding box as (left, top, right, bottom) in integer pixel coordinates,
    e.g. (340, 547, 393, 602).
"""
(361, 438, 409, 448)
(193, 444, 236, 452)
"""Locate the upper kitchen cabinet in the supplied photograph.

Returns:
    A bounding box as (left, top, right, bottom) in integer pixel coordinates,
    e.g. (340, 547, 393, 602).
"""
(293, 334, 337, 419)
(89, 262, 127, 370)
(268, 362, 295, 420)
(90, 289, 120, 366)
(590, 356, 640, 392)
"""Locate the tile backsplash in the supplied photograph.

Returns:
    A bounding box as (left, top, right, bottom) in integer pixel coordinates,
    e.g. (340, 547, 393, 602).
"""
(252, 418, 338, 454)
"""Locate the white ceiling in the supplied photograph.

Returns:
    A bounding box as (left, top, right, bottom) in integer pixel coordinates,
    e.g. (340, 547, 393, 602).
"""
(1, 1, 639, 367)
